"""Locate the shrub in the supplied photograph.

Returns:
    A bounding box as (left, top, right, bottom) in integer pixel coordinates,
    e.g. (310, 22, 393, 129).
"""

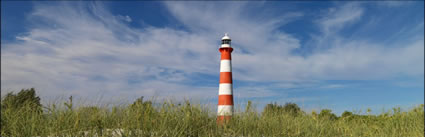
(341, 111, 353, 117)
(262, 102, 303, 117)
(319, 109, 337, 120)
(1, 88, 42, 112)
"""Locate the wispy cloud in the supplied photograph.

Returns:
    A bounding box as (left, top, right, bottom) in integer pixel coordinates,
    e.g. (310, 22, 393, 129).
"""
(1, 2, 218, 101)
(317, 3, 364, 36)
(1, 2, 423, 106)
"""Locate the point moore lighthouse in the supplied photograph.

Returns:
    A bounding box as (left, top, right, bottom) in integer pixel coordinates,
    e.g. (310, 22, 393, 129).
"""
(217, 33, 234, 122)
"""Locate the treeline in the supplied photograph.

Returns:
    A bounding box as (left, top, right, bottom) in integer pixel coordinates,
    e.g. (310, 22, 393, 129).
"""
(1, 88, 424, 137)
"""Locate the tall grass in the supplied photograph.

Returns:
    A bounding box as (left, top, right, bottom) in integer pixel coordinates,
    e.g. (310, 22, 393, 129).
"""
(1, 99, 423, 137)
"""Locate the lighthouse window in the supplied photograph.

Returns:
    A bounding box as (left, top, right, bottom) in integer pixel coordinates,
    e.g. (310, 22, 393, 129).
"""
(222, 40, 231, 44)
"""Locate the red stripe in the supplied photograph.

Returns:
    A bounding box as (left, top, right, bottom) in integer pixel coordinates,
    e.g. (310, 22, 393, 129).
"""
(220, 52, 231, 60)
(219, 48, 233, 60)
(218, 95, 233, 105)
(219, 72, 232, 83)
(219, 47, 233, 53)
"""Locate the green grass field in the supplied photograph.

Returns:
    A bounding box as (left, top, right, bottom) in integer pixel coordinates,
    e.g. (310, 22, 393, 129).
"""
(1, 96, 423, 137)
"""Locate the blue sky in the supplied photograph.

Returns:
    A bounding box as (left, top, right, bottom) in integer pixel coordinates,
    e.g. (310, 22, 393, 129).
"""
(1, 1, 424, 115)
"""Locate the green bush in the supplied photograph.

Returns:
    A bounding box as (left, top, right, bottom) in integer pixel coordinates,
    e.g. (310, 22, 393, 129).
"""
(1, 88, 43, 136)
(341, 111, 353, 118)
(1, 88, 42, 112)
(262, 102, 303, 117)
(319, 109, 338, 120)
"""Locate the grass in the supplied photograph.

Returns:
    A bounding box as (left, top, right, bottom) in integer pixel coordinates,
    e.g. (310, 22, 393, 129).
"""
(1, 99, 423, 137)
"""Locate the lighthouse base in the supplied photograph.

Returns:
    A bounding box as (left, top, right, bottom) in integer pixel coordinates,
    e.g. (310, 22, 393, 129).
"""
(217, 116, 232, 124)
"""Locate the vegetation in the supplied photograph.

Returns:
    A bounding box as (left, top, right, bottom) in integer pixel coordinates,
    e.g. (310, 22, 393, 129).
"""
(1, 89, 424, 137)
(1, 88, 42, 112)
(263, 102, 303, 117)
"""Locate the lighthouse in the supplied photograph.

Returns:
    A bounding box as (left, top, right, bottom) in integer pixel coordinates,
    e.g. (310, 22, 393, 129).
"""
(217, 33, 234, 122)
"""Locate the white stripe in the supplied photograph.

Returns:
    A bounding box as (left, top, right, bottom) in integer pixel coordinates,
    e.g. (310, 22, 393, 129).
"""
(221, 44, 231, 48)
(219, 83, 232, 95)
(220, 60, 232, 72)
(217, 105, 233, 116)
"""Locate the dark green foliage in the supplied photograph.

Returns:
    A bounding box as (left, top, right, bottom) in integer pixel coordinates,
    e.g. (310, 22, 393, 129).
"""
(262, 102, 279, 116)
(1, 88, 42, 112)
(1, 88, 43, 136)
(341, 111, 353, 117)
(319, 109, 338, 120)
(263, 102, 303, 116)
(282, 102, 302, 116)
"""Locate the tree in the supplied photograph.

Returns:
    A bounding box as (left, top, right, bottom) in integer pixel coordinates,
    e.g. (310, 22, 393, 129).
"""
(341, 111, 353, 117)
(319, 109, 337, 120)
(262, 102, 280, 116)
(262, 102, 303, 117)
(1, 88, 42, 112)
(282, 102, 302, 116)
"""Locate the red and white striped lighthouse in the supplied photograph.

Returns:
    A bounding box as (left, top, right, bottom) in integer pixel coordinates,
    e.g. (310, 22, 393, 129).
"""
(217, 33, 234, 122)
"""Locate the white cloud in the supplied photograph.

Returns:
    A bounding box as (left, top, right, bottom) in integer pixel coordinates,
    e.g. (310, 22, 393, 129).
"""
(118, 15, 132, 22)
(317, 3, 364, 35)
(1, 2, 219, 101)
(1, 2, 423, 105)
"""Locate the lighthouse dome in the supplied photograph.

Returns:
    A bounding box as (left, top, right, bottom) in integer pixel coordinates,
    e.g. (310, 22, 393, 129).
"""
(221, 33, 231, 40)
